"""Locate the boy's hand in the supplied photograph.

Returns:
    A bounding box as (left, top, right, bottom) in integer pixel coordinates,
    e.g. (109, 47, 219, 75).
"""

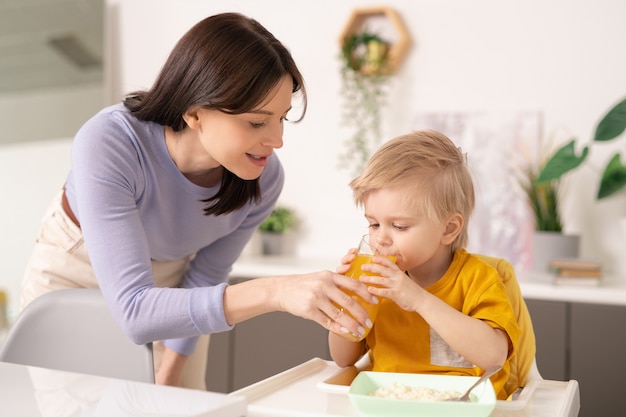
(335, 247, 357, 275)
(359, 256, 422, 312)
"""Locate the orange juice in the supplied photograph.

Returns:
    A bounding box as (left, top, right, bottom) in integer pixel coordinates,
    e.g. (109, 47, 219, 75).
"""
(338, 253, 397, 341)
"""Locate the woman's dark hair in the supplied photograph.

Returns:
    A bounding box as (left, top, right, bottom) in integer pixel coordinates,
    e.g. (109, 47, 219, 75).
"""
(124, 13, 307, 216)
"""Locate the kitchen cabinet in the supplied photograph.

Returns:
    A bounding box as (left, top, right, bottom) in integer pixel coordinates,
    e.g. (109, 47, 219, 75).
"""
(205, 277, 331, 393)
(526, 299, 626, 417)
(570, 303, 626, 417)
(525, 299, 568, 380)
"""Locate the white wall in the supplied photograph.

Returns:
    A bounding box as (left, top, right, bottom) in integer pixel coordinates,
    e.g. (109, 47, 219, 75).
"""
(0, 84, 103, 145)
(2, 0, 626, 316)
(0, 139, 72, 318)
(111, 0, 626, 265)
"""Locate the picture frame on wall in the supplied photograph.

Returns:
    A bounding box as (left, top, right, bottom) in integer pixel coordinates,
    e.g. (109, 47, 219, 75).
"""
(413, 111, 542, 273)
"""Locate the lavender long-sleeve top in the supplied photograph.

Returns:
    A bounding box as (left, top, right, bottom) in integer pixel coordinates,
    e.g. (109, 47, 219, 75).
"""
(64, 104, 283, 355)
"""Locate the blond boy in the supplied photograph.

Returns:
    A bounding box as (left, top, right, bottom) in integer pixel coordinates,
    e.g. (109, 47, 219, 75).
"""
(329, 130, 521, 400)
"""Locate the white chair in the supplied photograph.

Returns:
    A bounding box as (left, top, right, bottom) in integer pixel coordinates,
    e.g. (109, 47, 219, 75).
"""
(527, 357, 543, 381)
(0, 288, 154, 383)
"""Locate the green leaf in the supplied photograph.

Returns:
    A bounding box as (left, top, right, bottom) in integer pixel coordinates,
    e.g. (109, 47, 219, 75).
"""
(533, 182, 562, 232)
(594, 97, 626, 142)
(597, 154, 626, 199)
(535, 140, 589, 184)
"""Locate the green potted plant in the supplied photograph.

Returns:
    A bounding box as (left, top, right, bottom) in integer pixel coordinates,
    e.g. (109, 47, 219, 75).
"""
(258, 205, 298, 255)
(536, 97, 626, 199)
(258, 206, 297, 234)
(518, 151, 579, 271)
(338, 31, 391, 176)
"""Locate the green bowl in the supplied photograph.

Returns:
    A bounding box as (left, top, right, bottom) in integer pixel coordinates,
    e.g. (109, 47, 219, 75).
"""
(348, 371, 496, 417)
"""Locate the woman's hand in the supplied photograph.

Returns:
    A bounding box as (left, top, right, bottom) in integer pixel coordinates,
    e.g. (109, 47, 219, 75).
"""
(274, 269, 375, 339)
(223, 253, 376, 340)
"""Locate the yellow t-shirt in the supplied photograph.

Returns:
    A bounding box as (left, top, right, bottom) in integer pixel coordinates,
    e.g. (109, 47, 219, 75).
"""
(367, 249, 521, 400)
(476, 254, 536, 397)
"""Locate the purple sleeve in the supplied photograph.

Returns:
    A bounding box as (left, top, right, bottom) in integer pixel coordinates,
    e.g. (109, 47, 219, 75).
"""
(67, 107, 283, 355)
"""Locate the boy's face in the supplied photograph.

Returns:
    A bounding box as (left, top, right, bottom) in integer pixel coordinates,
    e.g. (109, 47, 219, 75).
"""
(363, 186, 453, 273)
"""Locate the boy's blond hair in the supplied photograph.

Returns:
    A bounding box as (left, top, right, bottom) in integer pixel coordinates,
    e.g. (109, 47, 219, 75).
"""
(350, 130, 475, 251)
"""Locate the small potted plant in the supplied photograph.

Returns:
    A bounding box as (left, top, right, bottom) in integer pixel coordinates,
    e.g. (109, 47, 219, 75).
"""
(258, 205, 298, 255)
(518, 151, 579, 271)
(533, 97, 626, 274)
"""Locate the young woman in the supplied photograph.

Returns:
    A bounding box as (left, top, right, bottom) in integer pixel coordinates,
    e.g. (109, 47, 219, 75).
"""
(20, 12, 374, 390)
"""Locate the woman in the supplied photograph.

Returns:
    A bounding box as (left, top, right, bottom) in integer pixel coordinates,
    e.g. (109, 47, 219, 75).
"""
(20, 12, 373, 390)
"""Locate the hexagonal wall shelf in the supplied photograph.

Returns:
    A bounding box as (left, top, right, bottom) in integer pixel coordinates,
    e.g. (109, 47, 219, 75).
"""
(339, 6, 411, 75)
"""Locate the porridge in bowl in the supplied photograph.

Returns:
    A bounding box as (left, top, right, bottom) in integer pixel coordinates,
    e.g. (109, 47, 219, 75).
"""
(369, 382, 463, 401)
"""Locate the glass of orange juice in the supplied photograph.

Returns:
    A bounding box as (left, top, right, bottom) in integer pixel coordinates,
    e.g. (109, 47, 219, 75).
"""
(339, 234, 398, 341)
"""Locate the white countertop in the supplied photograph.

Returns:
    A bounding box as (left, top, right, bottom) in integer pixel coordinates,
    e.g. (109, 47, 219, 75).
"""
(232, 256, 626, 306)
(518, 271, 626, 306)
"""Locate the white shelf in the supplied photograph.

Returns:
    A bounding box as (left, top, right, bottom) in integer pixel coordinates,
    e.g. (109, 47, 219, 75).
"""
(232, 256, 626, 306)
(519, 272, 626, 306)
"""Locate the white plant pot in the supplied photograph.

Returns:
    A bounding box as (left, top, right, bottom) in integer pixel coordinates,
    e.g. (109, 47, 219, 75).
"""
(260, 232, 296, 256)
(531, 231, 580, 273)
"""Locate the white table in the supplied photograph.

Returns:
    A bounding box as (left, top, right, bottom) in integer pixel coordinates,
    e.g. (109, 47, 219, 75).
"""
(233, 358, 580, 417)
(0, 360, 246, 417)
(0, 357, 579, 417)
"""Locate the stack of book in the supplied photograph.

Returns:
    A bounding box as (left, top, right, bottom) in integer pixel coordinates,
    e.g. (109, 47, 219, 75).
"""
(549, 258, 602, 286)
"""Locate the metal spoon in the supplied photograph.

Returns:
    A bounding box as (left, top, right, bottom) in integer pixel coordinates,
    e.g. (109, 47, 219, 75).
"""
(446, 365, 502, 402)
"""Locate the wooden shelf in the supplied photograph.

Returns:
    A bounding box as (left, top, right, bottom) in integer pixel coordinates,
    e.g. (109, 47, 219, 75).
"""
(338, 6, 411, 74)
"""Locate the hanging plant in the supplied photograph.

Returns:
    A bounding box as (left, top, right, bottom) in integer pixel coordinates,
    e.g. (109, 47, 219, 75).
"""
(338, 31, 391, 176)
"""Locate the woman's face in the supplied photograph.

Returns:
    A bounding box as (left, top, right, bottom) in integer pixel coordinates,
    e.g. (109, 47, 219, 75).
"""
(192, 75, 293, 180)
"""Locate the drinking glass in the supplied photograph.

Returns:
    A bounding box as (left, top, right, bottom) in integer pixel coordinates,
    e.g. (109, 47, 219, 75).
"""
(338, 234, 397, 341)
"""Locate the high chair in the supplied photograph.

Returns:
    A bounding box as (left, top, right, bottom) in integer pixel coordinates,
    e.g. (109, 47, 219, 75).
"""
(0, 288, 154, 383)
(478, 255, 579, 416)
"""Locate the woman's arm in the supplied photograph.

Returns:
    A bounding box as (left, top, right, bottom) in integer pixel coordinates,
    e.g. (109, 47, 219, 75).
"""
(223, 271, 376, 339)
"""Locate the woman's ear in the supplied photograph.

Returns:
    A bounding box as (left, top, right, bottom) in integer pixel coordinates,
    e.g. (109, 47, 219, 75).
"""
(182, 108, 201, 130)
(441, 213, 463, 245)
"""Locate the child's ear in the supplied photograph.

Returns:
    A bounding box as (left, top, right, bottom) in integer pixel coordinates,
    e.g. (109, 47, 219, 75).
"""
(441, 213, 463, 245)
